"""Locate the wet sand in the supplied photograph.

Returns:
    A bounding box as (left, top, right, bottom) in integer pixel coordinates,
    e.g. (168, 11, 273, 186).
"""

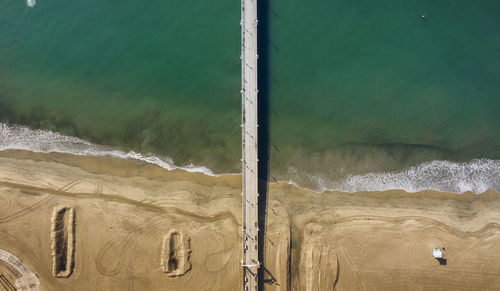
(0, 150, 500, 290)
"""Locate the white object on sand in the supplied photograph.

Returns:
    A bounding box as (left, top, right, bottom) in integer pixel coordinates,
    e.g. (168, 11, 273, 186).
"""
(432, 248, 443, 259)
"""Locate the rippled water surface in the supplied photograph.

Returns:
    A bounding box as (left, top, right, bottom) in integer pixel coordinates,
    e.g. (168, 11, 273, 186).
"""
(1, 0, 499, 192)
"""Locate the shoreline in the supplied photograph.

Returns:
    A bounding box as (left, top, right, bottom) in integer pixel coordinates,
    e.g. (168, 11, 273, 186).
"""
(2, 122, 500, 194)
(2, 148, 499, 196)
(1, 148, 500, 199)
(1, 149, 500, 289)
(2, 148, 500, 232)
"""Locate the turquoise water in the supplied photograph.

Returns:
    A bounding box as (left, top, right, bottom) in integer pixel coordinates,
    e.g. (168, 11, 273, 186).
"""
(266, 0, 500, 187)
(0, 0, 241, 171)
(1, 0, 500, 192)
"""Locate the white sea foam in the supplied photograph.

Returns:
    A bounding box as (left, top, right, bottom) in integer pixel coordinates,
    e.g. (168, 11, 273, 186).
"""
(1, 122, 499, 194)
(294, 159, 500, 194)
(0, 123, 218, 176)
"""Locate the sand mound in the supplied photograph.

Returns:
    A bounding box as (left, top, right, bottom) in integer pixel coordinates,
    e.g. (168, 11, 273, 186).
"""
(51, 206, 75, 278)
(161, 230, 192, 277)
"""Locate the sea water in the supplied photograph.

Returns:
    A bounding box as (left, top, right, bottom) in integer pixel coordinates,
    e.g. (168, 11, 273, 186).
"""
(0, 0, 499, 193)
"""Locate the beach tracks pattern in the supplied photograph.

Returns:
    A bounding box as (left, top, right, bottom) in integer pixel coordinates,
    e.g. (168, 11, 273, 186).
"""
(0, 180, 240, 290)
(1, 156, 500, 289)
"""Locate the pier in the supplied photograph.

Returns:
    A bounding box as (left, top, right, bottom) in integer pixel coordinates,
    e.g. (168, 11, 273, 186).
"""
(241, 0, 259, 290)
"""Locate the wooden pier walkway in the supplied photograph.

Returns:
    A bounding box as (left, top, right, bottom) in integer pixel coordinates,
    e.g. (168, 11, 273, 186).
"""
(241, 0, 259, 290)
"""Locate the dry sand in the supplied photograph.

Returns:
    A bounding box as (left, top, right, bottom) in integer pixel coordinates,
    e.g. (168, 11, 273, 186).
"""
(0, 150, 500, 290)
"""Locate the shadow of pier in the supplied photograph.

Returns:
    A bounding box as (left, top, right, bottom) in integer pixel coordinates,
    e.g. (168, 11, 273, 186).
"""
(257, 0, 271, 290)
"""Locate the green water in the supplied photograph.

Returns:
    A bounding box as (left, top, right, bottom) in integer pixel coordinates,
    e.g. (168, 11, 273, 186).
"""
(0, 0, 242, 171)
(1, 0, 500, 188)
(266, 0, 500, 184)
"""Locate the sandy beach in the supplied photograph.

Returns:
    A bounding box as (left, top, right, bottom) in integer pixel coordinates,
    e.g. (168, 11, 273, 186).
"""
(0, 150, 500, 290)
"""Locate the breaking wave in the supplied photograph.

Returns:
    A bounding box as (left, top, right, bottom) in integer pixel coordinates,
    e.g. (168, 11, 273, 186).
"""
(292, 159, 500, 194)
(0, 122, 218, 176)
(1, 122, 499, 194)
